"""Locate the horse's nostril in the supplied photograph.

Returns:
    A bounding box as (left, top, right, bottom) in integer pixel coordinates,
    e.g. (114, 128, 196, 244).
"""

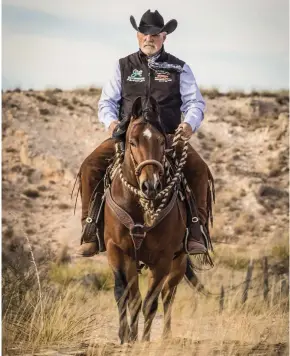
(156, 181, 162, 192)
(141, 181, 150, 195)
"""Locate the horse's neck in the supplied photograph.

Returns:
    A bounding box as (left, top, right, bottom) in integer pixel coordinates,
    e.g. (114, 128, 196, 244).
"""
(122, 151, 138, 187)
(111, 153, 144, 221)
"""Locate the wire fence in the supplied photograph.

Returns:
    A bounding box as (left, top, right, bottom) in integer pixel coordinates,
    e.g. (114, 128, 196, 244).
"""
(214, 257, 289, 312)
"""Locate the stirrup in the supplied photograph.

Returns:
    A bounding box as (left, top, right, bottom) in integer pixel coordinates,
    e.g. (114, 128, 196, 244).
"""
(81, 190, 106, 252)
(81, 217, 99, 245)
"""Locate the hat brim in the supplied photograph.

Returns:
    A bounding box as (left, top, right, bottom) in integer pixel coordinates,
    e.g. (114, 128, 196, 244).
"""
(130, 16, 177, 35)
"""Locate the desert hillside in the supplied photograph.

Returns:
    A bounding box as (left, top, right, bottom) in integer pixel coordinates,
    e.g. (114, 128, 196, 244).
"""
(2, 88, 288, 257)
(2, 88, 289, 355)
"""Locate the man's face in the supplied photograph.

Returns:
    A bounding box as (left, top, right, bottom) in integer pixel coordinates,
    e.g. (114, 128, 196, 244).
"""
(137, 32, 166, 56)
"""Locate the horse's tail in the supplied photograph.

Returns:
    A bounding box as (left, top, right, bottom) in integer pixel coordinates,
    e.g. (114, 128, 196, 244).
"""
(184, 256, 212, 298)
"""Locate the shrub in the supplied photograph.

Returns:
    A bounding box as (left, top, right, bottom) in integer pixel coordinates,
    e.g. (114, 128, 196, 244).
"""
(49, 261, 114, 291)
(39, 108, 51, 116)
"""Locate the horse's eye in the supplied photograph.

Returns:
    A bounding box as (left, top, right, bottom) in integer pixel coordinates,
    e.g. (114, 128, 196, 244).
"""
(129, 139, 137, 147)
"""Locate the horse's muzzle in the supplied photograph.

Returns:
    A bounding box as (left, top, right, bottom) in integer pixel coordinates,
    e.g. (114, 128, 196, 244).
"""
(140, 179, 162, 199)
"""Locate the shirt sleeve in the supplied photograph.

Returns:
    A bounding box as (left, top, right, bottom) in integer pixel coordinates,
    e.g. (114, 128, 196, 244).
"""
(98, 61, 122, 130)
(180, 63, 205, 132)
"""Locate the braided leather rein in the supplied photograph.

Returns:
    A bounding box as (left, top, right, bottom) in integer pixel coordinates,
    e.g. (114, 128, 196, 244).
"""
(113, 126, 190, 225)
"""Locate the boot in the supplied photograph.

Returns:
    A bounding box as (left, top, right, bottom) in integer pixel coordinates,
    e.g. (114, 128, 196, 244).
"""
(75, 191, 105, 257)
(185, 213, 207, 255)
(186, 218, 208, 255)
(183, 186, 209, 256)
(76, 241, 98, 257)
(75, 220, 99, 257)
(74, 138, 115, 257)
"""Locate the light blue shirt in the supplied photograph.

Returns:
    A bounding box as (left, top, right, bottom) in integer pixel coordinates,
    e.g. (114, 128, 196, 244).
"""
(98, 59, 205, 132)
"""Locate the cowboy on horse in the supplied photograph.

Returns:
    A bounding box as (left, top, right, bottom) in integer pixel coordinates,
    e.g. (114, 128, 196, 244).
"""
(75, 9, 214, 259)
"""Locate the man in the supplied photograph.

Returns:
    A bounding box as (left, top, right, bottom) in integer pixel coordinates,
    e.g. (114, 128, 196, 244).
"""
(76, 9, 212, 257)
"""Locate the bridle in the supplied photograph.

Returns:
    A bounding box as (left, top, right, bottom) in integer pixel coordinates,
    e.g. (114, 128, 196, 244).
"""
(130, 149, 165, 186)
(128, 122, 165, 185)
(111, 118, 189, 225)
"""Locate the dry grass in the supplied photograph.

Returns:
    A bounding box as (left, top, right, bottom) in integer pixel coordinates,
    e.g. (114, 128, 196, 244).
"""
(2, 256, 288, 355)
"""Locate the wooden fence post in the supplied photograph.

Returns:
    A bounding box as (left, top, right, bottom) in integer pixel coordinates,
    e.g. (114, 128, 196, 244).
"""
(281, 278, 288, 297)
(242, 259, 254, 304)
(219, 285, 225, 313)
(263, 256, 269, 301)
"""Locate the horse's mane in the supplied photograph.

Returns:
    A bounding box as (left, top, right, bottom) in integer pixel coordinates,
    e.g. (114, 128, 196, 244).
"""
(112, 96, 166, 141)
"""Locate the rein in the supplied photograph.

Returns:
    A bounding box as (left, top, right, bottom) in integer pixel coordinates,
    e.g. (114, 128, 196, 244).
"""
(114, 125, 189, 224)
(107, 125, 191, 273)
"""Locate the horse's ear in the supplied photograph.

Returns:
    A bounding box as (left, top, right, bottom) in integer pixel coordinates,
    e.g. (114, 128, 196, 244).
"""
(149, 96, 160, 115)
(131, 96, 142, 119)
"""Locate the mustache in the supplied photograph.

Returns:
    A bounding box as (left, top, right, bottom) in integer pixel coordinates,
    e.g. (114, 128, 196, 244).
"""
(144, 42, 155, 46)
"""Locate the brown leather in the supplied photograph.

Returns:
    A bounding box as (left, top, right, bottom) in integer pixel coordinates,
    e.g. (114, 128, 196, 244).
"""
(79, 138, 116, 224)
(179, 143, 210, 253)
(75, 242, 98, 257)
(105, 188, 179, 271)
(78, 137, 211, 255)
(186, 240, 207, 255)
(105, 188, 178, 233)
(176, 143, 209, 226)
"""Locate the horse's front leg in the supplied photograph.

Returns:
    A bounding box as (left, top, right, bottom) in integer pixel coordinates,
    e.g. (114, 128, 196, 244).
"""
(107, 240, 130, 344)
(125, 258, 142, 342)
(142, 259, 171, 342)
(161, 254, 187, 339)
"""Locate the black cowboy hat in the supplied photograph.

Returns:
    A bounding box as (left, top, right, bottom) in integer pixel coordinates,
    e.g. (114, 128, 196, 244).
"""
(130, 10, 177, 35)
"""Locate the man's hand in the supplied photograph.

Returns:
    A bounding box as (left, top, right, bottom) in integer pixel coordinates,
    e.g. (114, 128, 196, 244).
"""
(178, 122, 193, 139)
(109, 120, 119, 136)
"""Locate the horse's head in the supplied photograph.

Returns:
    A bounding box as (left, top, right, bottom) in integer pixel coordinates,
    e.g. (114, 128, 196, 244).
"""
(125, 96, 166, 199)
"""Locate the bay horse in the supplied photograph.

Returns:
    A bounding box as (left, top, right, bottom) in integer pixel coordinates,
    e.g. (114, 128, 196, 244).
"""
(104, 96, 206, 343)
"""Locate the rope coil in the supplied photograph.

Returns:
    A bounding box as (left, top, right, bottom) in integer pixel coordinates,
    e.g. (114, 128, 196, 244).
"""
(114, 126, 190, 225)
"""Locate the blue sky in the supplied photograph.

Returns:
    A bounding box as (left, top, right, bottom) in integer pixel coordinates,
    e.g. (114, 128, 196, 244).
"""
(2, 0, 289, 91)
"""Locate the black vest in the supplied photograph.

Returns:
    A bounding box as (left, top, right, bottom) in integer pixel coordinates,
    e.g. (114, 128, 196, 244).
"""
(119, 48, 185, 133)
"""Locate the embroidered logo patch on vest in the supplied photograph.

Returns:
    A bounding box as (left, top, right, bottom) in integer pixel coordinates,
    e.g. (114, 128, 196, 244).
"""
(154, 70, 172, 82)
(127, 69, 145, 82)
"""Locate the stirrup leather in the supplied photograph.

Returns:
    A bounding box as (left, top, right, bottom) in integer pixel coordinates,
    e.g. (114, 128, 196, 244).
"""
(81, 190, 106, 252)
